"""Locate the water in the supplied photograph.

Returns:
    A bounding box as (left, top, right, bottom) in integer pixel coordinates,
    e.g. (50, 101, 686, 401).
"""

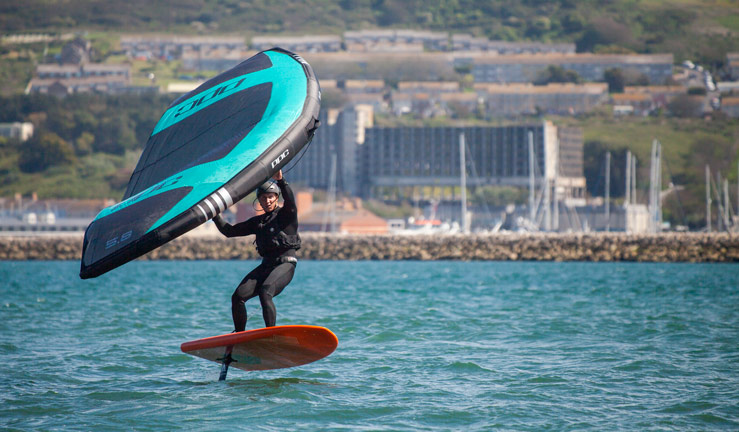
(1, 260, 737, 431)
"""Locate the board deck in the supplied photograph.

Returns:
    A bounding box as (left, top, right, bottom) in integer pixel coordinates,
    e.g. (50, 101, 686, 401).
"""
(181, 325, 338, 372)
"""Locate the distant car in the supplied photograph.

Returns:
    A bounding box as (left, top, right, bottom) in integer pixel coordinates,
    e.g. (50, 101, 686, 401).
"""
(682, 60, 695, 69)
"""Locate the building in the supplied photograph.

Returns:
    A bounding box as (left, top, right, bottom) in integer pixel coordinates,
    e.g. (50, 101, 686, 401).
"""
(250, 35, 341, 52)
(338, 80, 388, 113)
(28, 54, 169, 96)
(720, 97, 739, 118)
(611, 93, 652, 116)
(461, 53, 674, 84)
(452, 34, 575, 54)
(344, 29, 448, 52)
(120, 35, 246, 61)
(475, 82, 609, 117)
(397, 81, 460, 93)
(391, 91, 480, 118)
(26, 75, 132, 96)
(297, 196, 389, 234)
(0, 122, 33, 141)
(0, 197, 112, 234)
(181, 47, 250, 72)
(1, 33, 71, 44)
(288, 107, 364, 197)
(360, 122, 567, 197)
(59, 37, 91, 64)
(341, 79, 385, 94)
(557, 127, 587, 206)
(289, 107, 585, 201)
(727, 53, 739, 80)
(36, 63, 130, 80)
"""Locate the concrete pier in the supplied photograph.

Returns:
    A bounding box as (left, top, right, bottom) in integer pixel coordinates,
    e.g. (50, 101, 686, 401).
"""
(1, 233, 737, 263)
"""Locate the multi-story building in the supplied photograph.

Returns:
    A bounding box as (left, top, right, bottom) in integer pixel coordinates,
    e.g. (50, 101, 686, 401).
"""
(727, 53, 739, 80)
(391, 91, 480, 118)
(452, 34, 575, 55)
(721, 97, 739, 118)
(344, 30, 448, 52)
(288, 108, 586, 224)
(474, 82, 609, 117)
(359, 121, 582, 198)
(26, 63, 143, 96)
(397, 81, 460, 93)
(60, 37, 91, 64)
(556, 126, 587, 206)
(36, 63, 130, 80)
(250, 35, 341, 53)
(120, 35, 246, 61)
(461, 53, 674, 84)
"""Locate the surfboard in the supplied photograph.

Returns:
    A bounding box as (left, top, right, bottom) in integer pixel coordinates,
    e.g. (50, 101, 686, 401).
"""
(181, 325, 338, 379)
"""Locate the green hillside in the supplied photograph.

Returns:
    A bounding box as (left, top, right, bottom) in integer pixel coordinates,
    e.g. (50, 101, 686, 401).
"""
(2, 0, 739, 67)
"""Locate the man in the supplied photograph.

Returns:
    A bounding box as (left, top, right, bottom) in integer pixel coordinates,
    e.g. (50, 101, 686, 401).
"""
(212, 170, 300, 331)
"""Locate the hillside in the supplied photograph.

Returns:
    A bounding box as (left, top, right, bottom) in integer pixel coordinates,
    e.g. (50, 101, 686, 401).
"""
(2, 0, 739, 68)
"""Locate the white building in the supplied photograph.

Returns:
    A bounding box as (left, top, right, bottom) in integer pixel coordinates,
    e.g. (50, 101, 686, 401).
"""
(0, 122, 34, 141)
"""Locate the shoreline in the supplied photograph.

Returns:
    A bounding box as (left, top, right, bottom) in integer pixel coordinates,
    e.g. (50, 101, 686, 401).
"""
(1, 232, 737, 263)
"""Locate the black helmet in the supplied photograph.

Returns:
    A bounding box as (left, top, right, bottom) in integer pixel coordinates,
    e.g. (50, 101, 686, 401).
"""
(256, 180, 280, 198)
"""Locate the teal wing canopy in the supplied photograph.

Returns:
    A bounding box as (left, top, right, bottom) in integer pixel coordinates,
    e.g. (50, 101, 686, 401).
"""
(80, 48, 320, 279)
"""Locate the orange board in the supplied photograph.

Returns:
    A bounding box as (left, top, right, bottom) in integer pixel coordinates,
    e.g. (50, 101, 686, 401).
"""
(181, 325, 338, 372)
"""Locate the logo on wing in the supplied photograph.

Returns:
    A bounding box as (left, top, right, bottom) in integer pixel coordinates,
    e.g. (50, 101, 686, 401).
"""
(271, 149, 290, 169)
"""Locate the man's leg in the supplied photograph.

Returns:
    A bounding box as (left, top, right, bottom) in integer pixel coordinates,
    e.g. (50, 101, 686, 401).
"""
(231, 266, 265, 331)
(258, 262, 296, 327)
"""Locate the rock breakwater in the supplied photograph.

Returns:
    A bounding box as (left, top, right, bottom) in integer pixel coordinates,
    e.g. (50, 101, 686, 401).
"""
(1, 233, 737, 263)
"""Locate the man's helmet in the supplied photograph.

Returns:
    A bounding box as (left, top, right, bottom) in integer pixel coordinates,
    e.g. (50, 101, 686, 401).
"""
(256, 180, 280, 198)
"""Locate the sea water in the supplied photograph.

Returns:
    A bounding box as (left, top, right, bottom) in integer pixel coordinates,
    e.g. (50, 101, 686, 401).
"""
(1, 260, 737, 431)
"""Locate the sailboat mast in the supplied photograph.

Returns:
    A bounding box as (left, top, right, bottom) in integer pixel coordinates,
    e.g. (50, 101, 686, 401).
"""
(625, 151, 631, 208)
(528, 131, 535, 224)
(459, 133, 469, 234)
(706, 165, 711, 232)
(605, 151, 611, 232)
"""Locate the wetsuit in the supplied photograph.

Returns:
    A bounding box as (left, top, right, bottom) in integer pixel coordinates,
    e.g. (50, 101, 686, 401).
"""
(212, 178, 300, 330)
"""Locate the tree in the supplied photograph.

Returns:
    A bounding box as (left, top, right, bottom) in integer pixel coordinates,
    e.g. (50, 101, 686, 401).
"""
(74, 131, 95, 155)
(604, 68, 625, 93)
(667, 95, 704, 118)
(534, 65, 581, 85)
(19, 132, 75, 173)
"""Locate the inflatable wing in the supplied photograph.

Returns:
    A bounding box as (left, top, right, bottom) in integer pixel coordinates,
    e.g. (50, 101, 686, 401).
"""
(80, 48, 320, 279)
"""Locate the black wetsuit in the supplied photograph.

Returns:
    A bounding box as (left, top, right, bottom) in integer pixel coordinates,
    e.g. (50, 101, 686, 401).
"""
(213, 178, 300, 330)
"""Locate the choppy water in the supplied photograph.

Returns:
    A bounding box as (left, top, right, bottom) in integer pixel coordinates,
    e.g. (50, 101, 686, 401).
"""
(1, 260, 737, 431)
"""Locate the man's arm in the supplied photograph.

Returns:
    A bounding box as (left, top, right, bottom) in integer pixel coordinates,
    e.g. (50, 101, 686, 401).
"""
(212, 214, 256, 237)
(276, 177, 297, 216)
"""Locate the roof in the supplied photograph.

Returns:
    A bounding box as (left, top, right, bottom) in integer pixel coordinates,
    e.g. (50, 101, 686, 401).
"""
(440, 92, 478, 102)
(120, 35, 245, 45)
(397, 81, 460, 92)
(612, 93, 651, 102)
(27, 75, 129, 88)
(467, 52, 674, 65)
(251, 35, 341, 44)
(624, 86, 686, 94)
(344, 79, 385, 89)
(474, 82, 608, 94)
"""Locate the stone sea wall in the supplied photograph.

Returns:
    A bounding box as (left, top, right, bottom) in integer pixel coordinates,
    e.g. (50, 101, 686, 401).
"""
(1, 233, 738, 262)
